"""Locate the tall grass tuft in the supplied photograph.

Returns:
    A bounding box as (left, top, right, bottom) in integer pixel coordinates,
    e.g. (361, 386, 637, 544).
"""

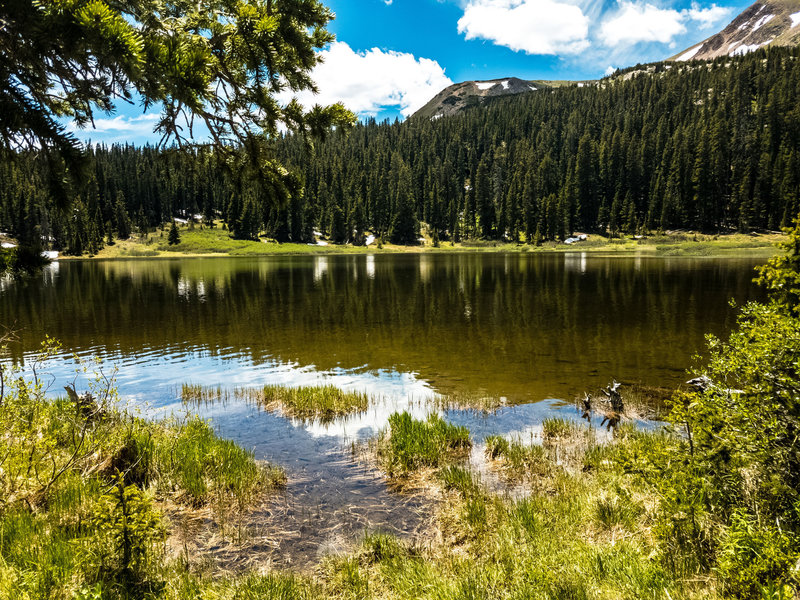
(244, 384, 369, 422)
(378, 412, 471, 476)
(439, 465, 481, 497)
(181, 384, 229, 404)
(541, 417, 581, 440)
(484, 435, 550, 480)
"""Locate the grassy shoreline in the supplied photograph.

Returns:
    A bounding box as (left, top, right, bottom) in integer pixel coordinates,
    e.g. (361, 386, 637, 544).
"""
(56, 222, 784, 261)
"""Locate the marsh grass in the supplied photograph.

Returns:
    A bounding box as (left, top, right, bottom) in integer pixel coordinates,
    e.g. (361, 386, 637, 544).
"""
(245, 384, 370, 422)
(182, 383, 371, 422)
(431, 391, 506, 412)
(593, 488, 644, 531)
(541, 417, 582, 440)
(352, 426, 684, 600)
(484, 435, 552, 481)
(438, 465, 482, 497)
(377, 412, 471, 476)
(181, 384, 230, 404)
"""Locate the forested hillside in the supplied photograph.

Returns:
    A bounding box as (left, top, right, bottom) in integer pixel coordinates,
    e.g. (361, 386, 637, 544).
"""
(2, 46, 799, 255)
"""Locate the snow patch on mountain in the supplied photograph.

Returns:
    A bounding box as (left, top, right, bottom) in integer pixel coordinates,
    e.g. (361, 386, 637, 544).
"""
(732, 37, 773, 54)
(677, 45, 702, 60)
(791, 10, 800, 26)
(752, 13, 775, 30)
(475, 81, 496, 90)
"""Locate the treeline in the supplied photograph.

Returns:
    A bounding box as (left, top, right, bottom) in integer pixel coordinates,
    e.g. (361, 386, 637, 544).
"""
(1, 46, 799, 254)
(278, 46, 800, 243)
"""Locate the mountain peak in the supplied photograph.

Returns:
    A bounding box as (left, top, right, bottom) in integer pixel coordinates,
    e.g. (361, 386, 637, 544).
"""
(411, 78, 592, 120)
(412, 77, 545, 120)
(671, 0, 800, 61)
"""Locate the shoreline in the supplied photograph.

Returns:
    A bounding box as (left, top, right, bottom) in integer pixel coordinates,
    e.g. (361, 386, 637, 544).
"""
(56, 229, 784, 262)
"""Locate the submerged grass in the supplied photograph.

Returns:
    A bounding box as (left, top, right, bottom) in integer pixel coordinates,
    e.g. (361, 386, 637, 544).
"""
(248, 384, 369, 422)
(182, 383, 370, 422)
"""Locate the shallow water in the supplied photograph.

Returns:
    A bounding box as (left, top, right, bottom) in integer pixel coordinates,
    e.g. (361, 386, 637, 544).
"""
(1, 252, 766, 566)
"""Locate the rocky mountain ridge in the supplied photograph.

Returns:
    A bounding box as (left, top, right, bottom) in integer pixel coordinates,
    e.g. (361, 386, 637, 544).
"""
(671, 0, 800, 61)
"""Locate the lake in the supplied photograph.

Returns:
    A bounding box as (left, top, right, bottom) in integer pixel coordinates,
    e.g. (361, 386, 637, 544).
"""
(4, 252, 764, 403)
(1, 252, 766, 566)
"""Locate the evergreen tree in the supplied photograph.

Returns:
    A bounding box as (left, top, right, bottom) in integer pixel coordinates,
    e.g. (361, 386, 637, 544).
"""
(389, 164, 419, 245)
(168, 221, 181, 245)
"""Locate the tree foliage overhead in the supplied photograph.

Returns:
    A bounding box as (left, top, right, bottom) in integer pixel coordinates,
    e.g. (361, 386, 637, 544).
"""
(0, 0, 354, 172)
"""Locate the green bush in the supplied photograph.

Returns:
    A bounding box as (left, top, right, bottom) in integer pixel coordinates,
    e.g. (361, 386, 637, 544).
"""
(87, 478, 165, 586)
(716, 512, 798, 599)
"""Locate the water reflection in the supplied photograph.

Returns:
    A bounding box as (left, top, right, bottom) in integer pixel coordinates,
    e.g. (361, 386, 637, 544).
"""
(2, 253, 765, 403)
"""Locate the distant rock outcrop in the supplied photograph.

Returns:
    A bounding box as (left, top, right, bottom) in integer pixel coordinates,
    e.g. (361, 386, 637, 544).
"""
(412, 77, 560, 120)
(671, 0, 800, 61)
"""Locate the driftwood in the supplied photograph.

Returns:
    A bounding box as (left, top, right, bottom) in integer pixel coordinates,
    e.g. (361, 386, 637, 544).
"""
(65, 385, 102, 421)
(686, 375, 744, 395)
(686, 375, 712, 392)
(601, 380, 624, 412)
(579, 381, 624, 430)
(581, 393, 593, 413)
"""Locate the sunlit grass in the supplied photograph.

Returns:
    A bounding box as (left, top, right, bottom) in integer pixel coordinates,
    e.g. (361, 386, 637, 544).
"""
(377, 412, 471, 476)
(248, 384, 369, 422)
(484, 435, 551, 480)
(82, 223, 782, 260)
(541, 417, 582, 440)
(0, 383, 285, 599)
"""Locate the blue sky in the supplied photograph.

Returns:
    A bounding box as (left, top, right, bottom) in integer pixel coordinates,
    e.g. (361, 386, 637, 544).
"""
(71, 0, 752, 145)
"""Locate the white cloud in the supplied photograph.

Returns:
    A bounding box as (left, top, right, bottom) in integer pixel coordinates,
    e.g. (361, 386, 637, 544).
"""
(284, 42, 453, 118)
(457, 0, 590, 55)
(604, 65, 617, 76)
(66, 113, 159, 137)
(600, 2, 686, 46)
(686, 3, 730, 28)
(600, 1, 732, 47)
(65, 112, 166, 144)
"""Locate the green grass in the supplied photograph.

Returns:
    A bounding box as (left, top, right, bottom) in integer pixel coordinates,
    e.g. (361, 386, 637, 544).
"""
(182, 383, 371, 422)
(0, 371, 285, 600)
(438, 465, 482, 497)
(3, 347, 788, 599)
(0, 377, 742, 600)
(541, 417, 582, 440)
(377, 412, 471, 476)
(181, 383, 230, 404)
(77, 222, 783, 261)
(245, 384, 369, 422)
(484, 435, 551, 480)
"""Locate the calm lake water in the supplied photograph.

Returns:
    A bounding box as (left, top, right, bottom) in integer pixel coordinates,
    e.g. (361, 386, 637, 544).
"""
(1, 252, 766, 566)
(5, 253, 764, 402)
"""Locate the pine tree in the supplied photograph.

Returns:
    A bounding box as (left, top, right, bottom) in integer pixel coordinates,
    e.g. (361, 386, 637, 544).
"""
(168, 221, 181, 245)
(389, 164, 419, 245)
(329, 204, 346, 244)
